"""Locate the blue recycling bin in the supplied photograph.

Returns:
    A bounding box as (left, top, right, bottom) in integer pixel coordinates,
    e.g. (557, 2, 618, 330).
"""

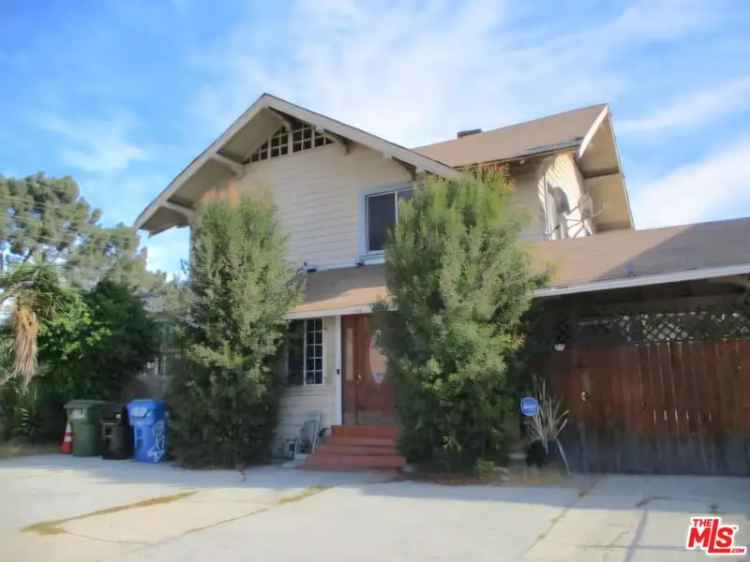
(127, 399, 168, 463)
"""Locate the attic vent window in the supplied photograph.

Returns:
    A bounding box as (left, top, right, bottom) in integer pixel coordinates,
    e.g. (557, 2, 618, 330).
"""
(250, 124, 334, 163)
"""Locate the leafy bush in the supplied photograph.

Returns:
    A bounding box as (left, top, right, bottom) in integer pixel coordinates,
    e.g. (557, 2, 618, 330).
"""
(374, 171, 540, 469)
(38, 279, 160, 400)
(168, 196, 302, 468)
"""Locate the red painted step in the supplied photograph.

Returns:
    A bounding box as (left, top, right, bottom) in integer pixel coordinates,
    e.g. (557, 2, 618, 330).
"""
(316, 444, 397, 456)
(331, 425, 399, 439)
(302, 425, 405, 471)
(304, 454, 406, 470)
(323, 436, 396, 448)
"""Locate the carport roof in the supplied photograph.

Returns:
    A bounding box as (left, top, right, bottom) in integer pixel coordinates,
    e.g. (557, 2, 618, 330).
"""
(289, 217, 750, 317)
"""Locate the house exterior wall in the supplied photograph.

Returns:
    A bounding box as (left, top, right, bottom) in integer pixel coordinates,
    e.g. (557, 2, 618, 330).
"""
(510, 171, 546, 240)
(273, 316, 337, 456)
(205, 142, 412, 270)
(201, 142, 593, 270)
(535, 152, 590, 239)
(195, 142, 592, 442)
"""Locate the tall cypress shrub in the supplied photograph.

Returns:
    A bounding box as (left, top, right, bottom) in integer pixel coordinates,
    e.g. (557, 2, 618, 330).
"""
(169, 196, 302, 468)
(375, 171, 539, 469)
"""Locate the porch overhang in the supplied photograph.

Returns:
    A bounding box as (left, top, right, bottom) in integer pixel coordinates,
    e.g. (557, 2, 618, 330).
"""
(287, 264, 388, 320)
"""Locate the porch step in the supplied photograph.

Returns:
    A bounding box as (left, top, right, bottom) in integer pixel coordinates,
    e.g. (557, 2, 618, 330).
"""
(302, 425, 405, 471)
(324, 437, 396, 448)
(331, 425, 399, 439)
(304, 454, 406, 470)
(316, 444, 397, 456)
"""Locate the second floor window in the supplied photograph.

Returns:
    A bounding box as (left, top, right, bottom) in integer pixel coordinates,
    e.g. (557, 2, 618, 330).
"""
(366, 188, 413, 252)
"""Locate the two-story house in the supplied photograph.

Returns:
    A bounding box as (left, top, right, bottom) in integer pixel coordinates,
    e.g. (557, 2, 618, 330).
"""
(136, 94, 750, 475)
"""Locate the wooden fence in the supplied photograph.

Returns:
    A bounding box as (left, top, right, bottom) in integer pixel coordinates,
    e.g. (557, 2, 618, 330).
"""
(540, 340, 750, 475)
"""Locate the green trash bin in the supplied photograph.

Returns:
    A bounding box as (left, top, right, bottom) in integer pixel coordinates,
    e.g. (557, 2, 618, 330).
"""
(64, 400, 110, 457)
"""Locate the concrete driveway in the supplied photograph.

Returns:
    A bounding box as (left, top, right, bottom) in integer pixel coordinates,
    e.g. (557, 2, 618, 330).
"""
(1, 455, 748, 562)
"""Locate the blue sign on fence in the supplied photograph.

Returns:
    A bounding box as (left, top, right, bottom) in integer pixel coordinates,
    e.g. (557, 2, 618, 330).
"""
(520, 396, 539, 417)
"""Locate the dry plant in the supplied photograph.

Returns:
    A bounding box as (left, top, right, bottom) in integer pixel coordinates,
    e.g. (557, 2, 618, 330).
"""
(11, 306, 39, 384)
(0, 265, 63, 386)
(525, 376, 571, 474)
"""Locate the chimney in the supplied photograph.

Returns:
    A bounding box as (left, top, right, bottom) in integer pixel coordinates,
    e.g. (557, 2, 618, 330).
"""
(457, 128, 482, 138)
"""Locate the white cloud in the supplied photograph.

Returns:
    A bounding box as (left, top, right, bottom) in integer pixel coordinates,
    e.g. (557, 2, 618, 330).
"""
(190, 0, 711, 148)
(619, 77, 750, 134)
(35, 112, 148, 173)
(632, 139, 750, 228)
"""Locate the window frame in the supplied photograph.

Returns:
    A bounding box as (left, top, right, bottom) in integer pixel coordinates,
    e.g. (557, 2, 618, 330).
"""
(287, 318, 324, 387)
(363, 185, 414, 255)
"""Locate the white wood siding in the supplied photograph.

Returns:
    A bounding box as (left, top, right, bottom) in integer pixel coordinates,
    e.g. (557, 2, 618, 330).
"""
(273, 316, 337, 455)
(509, 153, 590, 241)
(213, 142, 411, 269)
(511, 172, 546, 241)
(537, 153, 590, 239)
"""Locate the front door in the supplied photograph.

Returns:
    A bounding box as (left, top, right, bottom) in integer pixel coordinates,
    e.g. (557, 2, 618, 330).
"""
(342, 314, 396, 425)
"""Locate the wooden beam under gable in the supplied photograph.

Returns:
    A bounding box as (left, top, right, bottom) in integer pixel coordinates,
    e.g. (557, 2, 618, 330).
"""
(210, 153, 244, 175)
(163, 200, 196, 223)
(316, 127, 351, 154)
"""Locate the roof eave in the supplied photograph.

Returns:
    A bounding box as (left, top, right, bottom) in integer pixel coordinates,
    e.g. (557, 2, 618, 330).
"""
(135, 94, 461, 234)
(536, 263, 750, 298)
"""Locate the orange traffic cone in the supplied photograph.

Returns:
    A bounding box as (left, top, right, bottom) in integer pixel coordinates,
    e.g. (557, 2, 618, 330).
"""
(60, 422, 73, 454)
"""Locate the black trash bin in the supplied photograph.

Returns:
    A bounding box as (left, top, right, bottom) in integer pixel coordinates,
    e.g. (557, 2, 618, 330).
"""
(101, 403, 133, 460)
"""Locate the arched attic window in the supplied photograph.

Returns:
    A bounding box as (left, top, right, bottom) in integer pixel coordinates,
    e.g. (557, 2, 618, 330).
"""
(250, 123, 335, 163)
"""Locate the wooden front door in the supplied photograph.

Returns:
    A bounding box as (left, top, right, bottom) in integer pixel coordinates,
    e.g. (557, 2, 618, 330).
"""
(342, 314, 396, 426)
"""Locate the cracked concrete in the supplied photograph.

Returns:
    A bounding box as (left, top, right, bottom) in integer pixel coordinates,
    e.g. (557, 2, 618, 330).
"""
(2, 455, 749, 562)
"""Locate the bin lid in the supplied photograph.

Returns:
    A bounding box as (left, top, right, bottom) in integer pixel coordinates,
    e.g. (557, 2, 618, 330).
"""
(64, 399, 109, 410)
(127, 399, 166, 418)
(101, 403, 129, 422)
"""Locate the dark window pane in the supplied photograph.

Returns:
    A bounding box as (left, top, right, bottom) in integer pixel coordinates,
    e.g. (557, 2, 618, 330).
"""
(368, 193, 396, 252)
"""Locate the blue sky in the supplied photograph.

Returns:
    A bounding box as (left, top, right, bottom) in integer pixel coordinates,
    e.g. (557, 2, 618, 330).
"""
(2, 0, 749, 275)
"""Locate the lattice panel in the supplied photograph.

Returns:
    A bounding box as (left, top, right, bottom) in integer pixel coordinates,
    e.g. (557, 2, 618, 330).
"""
(528, 304, 750, 349)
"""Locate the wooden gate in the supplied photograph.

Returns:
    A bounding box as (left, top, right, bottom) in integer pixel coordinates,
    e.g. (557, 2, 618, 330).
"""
(544, 340, 750, 475)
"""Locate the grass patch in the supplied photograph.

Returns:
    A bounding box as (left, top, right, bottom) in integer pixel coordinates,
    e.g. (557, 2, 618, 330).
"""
(23, 491, 197, 536)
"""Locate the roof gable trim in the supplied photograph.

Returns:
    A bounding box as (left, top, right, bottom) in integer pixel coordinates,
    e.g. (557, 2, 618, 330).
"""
(135, 94, 460, 232)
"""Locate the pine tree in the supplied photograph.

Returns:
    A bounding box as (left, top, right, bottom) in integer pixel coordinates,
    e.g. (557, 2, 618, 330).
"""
(169, 196, 302, 468)
(0, 173, 166, 293)
(375, 170, 539, 469)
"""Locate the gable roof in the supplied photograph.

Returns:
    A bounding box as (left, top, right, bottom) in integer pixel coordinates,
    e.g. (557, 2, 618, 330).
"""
(413, 104, 608, 167)
(135, 93, 461, 234)
(289, 217, 750, 318)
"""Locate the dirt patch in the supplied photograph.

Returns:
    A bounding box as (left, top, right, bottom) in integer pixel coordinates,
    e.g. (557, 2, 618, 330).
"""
(23, 492, 197, 536)
(178, 486, 331, 538)
(0, 442, 59, 459)
(278, 485, 329, 505)
(405, 464, 571, 487)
